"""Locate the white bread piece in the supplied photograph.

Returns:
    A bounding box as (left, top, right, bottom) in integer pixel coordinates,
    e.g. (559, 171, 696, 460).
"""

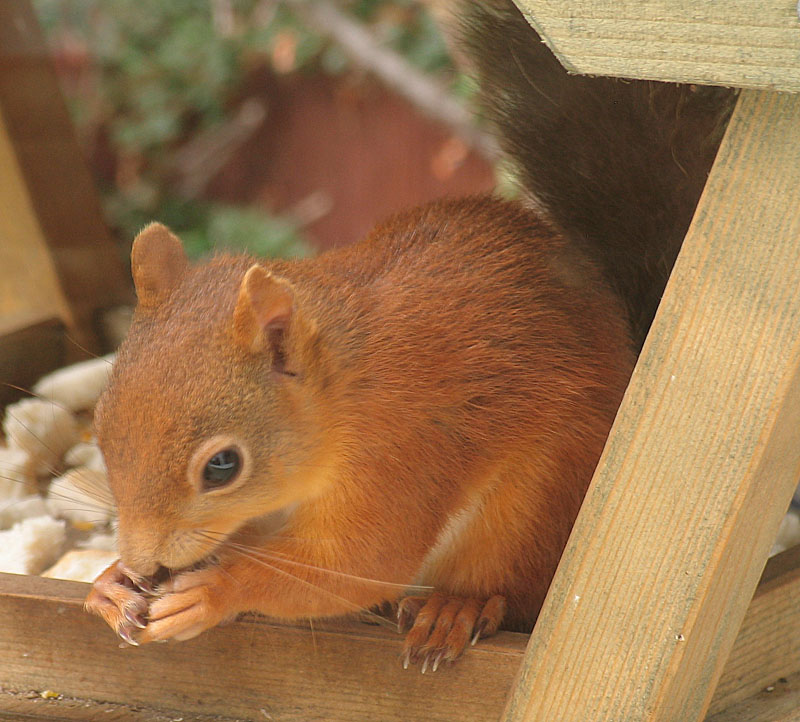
(0, 516, 66, 575)
(43, 548, 118, 583)
(64, 441, 106, 474)
(47, 467, 114, 525)
(0, 446, 37, 499)
(0, 495, 51, 529)
(771, 510, 800, 556)
(3, 398, 78, 474)
(32, 354, 114, 412)
(77, 531, 118, 552)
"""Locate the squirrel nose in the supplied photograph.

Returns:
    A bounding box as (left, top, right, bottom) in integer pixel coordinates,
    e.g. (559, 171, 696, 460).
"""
(121, 558, 161, 578)
(117, 538, 162, 577)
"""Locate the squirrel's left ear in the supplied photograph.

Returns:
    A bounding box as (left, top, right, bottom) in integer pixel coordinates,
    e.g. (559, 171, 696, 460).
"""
(233, 265, 296, 372)
(131, 223, 188, 309)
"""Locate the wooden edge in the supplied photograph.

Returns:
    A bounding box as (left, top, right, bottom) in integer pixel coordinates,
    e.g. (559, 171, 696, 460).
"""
(1, 545, 798, 721)
(0, 573, 527, 722)
(0, 314, 65, 410)
(0, 687, 243, 722)
(512, 1, 800, 92)
(0, 0, 133, 355)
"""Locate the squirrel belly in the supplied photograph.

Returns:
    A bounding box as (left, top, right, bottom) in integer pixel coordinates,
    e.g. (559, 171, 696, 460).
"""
(86, 196, 634, 655)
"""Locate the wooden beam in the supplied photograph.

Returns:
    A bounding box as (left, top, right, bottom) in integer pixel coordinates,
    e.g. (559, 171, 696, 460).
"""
(0, 313, 65, 410)
(513, 0, 800, 91)
(0, 573, 527, 722)
(0, 0, 132, 354)
(0, 544, 798, 721)
(707, 671, 800, 722)
(710, 545, 800, 716)
(503, 89, 800, 722)
(0, 106, 70, 330)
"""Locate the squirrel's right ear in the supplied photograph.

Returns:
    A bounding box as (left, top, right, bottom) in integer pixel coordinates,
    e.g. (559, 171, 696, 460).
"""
(131, 223, 188, 309)
(233, 265, 295, 366)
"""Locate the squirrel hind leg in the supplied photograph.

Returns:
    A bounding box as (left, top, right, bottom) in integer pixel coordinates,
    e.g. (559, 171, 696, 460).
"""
(398, 593, 506, 672)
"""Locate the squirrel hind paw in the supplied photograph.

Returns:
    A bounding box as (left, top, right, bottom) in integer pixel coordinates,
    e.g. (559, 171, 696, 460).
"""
(398, 593, 506, 672)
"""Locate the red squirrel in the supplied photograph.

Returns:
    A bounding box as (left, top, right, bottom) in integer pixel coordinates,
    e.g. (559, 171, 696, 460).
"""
(85, 1, 735, 669)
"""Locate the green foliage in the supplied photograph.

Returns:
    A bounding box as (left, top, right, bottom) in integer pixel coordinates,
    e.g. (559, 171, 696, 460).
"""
(183, 205, 312, 260)
(32, 1, 463, 259)
(103, 191, 312, 260)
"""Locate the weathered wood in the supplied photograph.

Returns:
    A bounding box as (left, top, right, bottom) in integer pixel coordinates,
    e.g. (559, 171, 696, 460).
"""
(707, 671, 800, 722)
(503, 89, 800, 722)
(0, 0, 131, 354)
(710, 545, 800, 716)
(0, 687, 240, 722)
(0, 544, 798, 721)
(0, 574, 527, 722)
(0, 107, 70, 329)
(0, 313, 65, 409)
(514, 0, 800, 91)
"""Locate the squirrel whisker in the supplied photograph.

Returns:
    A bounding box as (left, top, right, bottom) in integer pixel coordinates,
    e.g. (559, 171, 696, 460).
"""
(219, 542, 395, 629)
(221, 538, 432, 595)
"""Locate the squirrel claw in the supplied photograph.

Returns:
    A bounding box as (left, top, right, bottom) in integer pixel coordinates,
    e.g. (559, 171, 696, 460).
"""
(399, 593, 506, 671)
(85, 559, 151, 642)
(124, 609, 147, 629)
(116, 626, 140, 646)
(420, 653, 430, 675)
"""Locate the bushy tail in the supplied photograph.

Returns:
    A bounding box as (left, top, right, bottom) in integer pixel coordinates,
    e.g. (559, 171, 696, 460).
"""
(460, 1, 736, 346)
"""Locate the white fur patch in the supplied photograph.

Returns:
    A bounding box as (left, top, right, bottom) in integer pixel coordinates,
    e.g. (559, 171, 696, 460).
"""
(414, 496, 483, 584)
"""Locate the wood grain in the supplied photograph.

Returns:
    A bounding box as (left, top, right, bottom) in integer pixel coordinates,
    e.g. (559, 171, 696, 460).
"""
(503, 89, 800, 722)
(0, 544, 798, 721)
(0, 0, 132, 355)
(514, 0, 800, 91)
(710, 545, 800, 715)
(0, 108, 70, 327)
(0, 574, 527, 722)
(707, 671, 800, 722)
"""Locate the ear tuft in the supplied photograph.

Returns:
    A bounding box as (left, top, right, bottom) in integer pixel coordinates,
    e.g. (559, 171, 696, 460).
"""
(131, 223, 188, 309)
(233, 265, 295, 361)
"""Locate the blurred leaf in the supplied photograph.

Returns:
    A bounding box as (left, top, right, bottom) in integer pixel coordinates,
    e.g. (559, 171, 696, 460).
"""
(33, 0, 465, 261)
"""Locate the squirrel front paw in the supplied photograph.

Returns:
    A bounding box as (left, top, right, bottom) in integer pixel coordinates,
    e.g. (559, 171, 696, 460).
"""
(84, 559, 153, 646)
(86, 561, 236, 645)
(135, 565, 236, 643)
(397, 593, 506, 672)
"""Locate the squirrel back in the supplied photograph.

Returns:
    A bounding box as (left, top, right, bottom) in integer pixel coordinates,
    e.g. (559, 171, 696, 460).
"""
(460, 1, 736, 346)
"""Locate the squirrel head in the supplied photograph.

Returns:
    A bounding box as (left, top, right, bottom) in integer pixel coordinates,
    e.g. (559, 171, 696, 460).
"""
(95, 224, 333, 576)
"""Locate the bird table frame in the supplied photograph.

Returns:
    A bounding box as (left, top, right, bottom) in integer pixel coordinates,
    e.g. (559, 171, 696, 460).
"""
(2, 1, 800, 721)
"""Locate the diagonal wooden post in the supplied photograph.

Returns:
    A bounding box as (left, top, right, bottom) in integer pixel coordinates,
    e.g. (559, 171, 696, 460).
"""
(503, 89, 800, 721)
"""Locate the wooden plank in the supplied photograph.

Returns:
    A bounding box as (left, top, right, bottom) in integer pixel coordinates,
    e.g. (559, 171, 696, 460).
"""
(707, 671, 800, 722)
(513, 0, 800, 91)
(710, 545, 800, 716)
(0, 313, 65, 410)
(0, 687, 242, 722)
(503, 89, 800, 722)
(0, 573, 528, 722)
(0, 544, 798, 721)
(0, 0, 132, 354)
(0, 107, 70, 327)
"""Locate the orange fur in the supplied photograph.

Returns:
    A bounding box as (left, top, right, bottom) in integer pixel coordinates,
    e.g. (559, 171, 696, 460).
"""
(86, 196, 634, 648)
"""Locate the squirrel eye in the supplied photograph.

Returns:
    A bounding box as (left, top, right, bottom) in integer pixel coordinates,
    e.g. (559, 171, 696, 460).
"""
(202, 448, 241, 490)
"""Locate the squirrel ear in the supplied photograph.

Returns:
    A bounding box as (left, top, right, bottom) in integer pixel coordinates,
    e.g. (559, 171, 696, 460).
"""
(233, 265, 295, 367)
(131, 223, 188, 309)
